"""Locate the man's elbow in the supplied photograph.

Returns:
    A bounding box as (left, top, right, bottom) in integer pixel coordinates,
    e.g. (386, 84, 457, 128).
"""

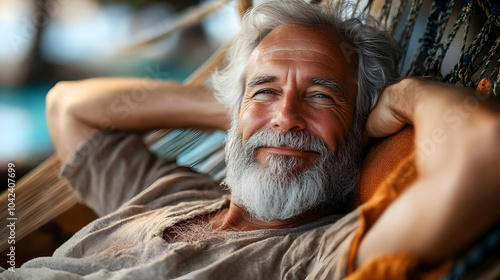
(46, 81, 76, 120)
(46, 81, 81, 161)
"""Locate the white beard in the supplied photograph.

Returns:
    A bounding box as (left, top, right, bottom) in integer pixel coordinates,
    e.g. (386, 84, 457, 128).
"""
(223, 120, 363, 221)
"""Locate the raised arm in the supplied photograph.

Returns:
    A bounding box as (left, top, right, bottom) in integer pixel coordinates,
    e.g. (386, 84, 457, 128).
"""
(46, 78, 230, 164)
(357, 78, 500, 267)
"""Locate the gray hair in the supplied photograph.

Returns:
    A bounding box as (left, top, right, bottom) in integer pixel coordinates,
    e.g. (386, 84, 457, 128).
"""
(210, 0, 400, 118)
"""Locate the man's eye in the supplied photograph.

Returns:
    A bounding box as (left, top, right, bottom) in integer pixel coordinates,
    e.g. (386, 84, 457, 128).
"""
(252, 89, 277, 100)
(314, 93, 331, 99)
(313, 93, 335, 101)
(256, 89, 274, 95)
(309, 93, 336, 105)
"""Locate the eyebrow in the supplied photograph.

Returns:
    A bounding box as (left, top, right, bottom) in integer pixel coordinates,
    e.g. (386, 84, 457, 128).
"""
(246, 76, 346, 97)
(309, 78, 346, 97)
(247, 76, 276, 88)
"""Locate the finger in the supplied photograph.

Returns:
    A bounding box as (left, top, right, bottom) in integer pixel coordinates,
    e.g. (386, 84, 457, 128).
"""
(365, 105, 406, 138)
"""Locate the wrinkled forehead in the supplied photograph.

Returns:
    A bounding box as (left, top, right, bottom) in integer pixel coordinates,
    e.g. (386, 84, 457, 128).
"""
(249, 24, 357, 70)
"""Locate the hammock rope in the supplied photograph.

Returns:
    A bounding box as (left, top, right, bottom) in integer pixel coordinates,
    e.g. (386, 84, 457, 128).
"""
(390, 0, 410, 37)
(443, 225, 500, 280)
(350, 0, 363, 18)
(399, 0, 425, 61)
(489, 58, 500, 96)
(399, 0, 499, 97)
(421, 0, 458, 79)
(477, 37, 500, 83)
(379, 0, 392, 29)
(449, 4, 496, 86)
(406, 0, 450, 77)
(361, 0, 376, 18)
(425, 0, 473, 80)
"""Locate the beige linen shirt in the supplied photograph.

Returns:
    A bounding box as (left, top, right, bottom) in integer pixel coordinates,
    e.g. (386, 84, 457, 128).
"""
(0, 132, 361, 280)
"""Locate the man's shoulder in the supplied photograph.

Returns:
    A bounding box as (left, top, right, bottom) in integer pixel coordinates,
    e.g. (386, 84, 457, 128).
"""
(121, 170, 224, 209)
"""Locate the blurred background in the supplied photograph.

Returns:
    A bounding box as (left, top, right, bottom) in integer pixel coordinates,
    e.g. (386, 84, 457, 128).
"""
(0, 0, 242, 184)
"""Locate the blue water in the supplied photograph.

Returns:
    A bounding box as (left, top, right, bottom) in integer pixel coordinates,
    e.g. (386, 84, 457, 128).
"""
(0, 61, 193, 166)
(0, 83, 56, 165)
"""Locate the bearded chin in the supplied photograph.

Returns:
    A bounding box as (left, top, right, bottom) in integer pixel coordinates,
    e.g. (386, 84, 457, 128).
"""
(223, 120, 363, 222)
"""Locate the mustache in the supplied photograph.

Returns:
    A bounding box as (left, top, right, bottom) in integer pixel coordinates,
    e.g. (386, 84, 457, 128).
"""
(243, 129, 330, 155)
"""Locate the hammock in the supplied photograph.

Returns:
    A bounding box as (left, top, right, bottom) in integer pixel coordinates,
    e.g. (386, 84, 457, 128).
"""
(1, 0, 499, 276)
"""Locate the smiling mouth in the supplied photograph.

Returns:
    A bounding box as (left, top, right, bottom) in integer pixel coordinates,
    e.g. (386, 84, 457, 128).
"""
(259, 146, 319, 157)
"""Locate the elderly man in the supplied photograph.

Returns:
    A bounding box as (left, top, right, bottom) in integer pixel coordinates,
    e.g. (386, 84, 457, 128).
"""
(3, 0, 499, 279)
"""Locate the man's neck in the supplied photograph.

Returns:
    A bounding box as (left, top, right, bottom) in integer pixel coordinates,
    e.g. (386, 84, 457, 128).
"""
(209, 201, 335, 231)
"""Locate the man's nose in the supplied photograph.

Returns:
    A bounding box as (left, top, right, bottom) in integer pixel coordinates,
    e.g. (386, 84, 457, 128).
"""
(270, 94, 307, 131)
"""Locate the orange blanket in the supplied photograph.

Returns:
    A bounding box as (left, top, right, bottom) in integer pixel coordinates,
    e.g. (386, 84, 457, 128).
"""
(346, 126, 452, 279)
(349, 126, 414, 209)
